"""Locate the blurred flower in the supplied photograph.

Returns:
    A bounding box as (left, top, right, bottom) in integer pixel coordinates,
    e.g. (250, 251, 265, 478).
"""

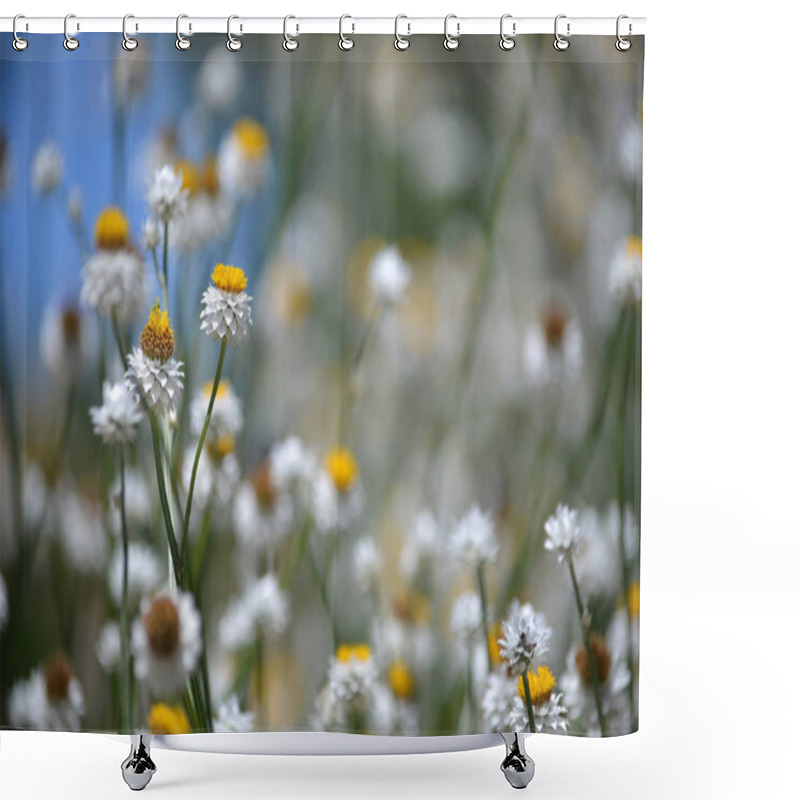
(94, 206, 130, 250)
(190, 379, 243, 441)
(200, 264, 253, 344)
(449, 505, 498, 567)
(218, 118, 269, 197)
(544, 503, 581, 562)
(57, 487, 108, 574)
(313, 467, 363, 536)
(369, 246, 411, 307)
(109, 469, 152, 530)
(141, 217, 161, 251)
(219, 573, 289, 652)
(214, 696, 254, 733)
(267, 262, 312, 327)
(401, 510, 441, 580)
(482, 672, 521, 732)
(9, 655, 84, 731)
(89, 380, 143, 445)
(67, 187, 82, 225)
(325, 447, 359, 493)
(180, 445, 240, 525)
(353, 537, 382, 593)
(609, 235, 642, 305)
(126, 303, 185, 416)
(96, 621, 121, 673)
(108, 543, 163, 607)
(523, 304, 583, 387)
(132, 591, 202, 695)
(270, 437, 316, 495)
(450, 591, 482, 642)
(31, 142, 62, 195)
(147, 164, 188, 222)
(315, 644, 379, 729)
(171, 157, 232, 253)
(498, 600, 552, 676)
(388, 659, 415, 701)
(148, 702, 190, 734)
(40, 301, 94, 380)
(197, 46, 242, 112)
(0, 572, 7, 631)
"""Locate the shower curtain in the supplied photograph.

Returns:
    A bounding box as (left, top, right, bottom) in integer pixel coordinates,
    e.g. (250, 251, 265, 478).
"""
(0, 31, 643, 739)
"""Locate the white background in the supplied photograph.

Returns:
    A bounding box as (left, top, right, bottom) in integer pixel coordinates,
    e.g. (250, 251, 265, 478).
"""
(2, 0, 799, 797)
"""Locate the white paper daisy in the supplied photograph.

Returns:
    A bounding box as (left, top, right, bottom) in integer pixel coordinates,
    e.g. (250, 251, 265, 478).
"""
(147, 164, 188, 222)
(89, 380, 143, 445)
(9, 656, 85, 731)
(200, 264, 253, 344)
(544, 503, 581, 561)
(498, 600, 552, 676)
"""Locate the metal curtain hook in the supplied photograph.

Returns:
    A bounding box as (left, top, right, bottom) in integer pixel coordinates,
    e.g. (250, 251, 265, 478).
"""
(499, 14, 516, 51)
(616, 15, 632, 51)
(283, 15, 299, 51)
(443, 14, 460, 51)
(394, 15, 410, 51)
(122, 15, 138, 51)
(12, 14, 29, 51)
(553, 14, 570, 51)
(227, 15, 242, 51)
(64, 13, 79, 51)
(339, 14, 355, 50)
(176, 14, 191, 50)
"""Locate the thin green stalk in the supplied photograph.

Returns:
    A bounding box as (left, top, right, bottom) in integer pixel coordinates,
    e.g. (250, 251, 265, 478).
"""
(111, 312, 128, 369)
(117, 449, 133, 731)
(161, 222, 170, 312)
(521, 670, 536, 734)
(338, 306, 381, 443)
(149, 416, 183, 587)
(183, 341, 227, 540)
(567, 556, 607, 736)
(476, 563, 493, 673)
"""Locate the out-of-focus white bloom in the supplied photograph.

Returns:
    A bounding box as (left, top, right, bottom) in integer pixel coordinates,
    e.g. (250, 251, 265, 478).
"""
(498, 600, 552, 675)
(58, 488, 108, 575)
(321, 645, 378, 722)
(0, 573, 8, 631)
(108, 543, 163, 607)
(214, 696, 254, 733)
(126, 348, 184, 417)
(449, 505, 498, 567)
(401, 510, 441, 580)
(132, 591, 202, 696)
(109, 469, 151, 530)
(482, 672, 521, 732)
(609, 236, 642, 305)
(218, 118, 269, 197)
(81, 250, 146, 324)
(90, 381, 143, 445)
(96, 621, 121, 673)
(189, 380, 243, 441)
(450, 592, 482, 641)
(544, 503, 581, 561)
(180, 446, 240, 525)
(147, 164, 188, 222)
(219, 573, 289, 652)
(198, 46, 242, 112)
(142, 217, 162, 250)
(353, 538, 382, 592)
(200, 265, 253, 345)
(9, 658, 85, 731)
(523, 306, 583, 387)
(172, 192, 233, 254)
(32, 142, 62, 194)
(368, 246, 411, 306)
(67, 187, 83, 224)
(312, 470, 364, 536)
(270, 437, 316, 495)
(39, 301, 94, 381)
(619, 120, 643, 181)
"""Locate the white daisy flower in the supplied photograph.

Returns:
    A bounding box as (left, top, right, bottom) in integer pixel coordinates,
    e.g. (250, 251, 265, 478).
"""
(449, 505, 498, 567)
(498, 600, 552, 676)
(218, 118, 269, 197)
(0, 572, 8, 631)
(353, 538, 382, 593)
(132, 591, 202, 696)
(40, 301, 94, 381)
(544, 503, 581, 561)
(214, 696, 254, 733)
(609, 236, 643, 305)
(200, 264, 253, 344)
(523, 305, 583, 387)
(89, 380, 143, 445)
(171, 191, 233, 254)
(57, 487, 108, 575)
(96, 621, 121, 673)
(189, 379, 243, 441)
(400, 510, 441, 580)
(219, 573, 289, 651)
(147, 164, 188, 222)
(327, 645, 378, 707)
(108, 543, 163, 607)
(31, 142, 62, 195)
(450, 591, 482, 642)
(81, 250, 146, 325)
(368, 245, 411, 306)
(9, 657, 85, 731)
(141, 216, 162, 250)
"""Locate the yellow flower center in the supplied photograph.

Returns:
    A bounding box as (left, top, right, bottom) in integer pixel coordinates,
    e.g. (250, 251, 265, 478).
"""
(627, 582, 640, 617)
(233, 118, 269, 160)
(325, 447, 359, 493)
(207, 433, 236, 461)
(45, 654, 73, 703)
(393, 590, 431, 626)
(140, 301, 175, 363)
(200, 156, 220, 196)
(94, 206, 129, 251)
(488, 621, 504, 668)
(627, 235, 643, 260)
(211, 264, 248, 294)
(388, 660, 415, 700)
(145, 596, 181, 657)
(249, 462, 276, 509)
(176, 159, 200, 196)
(336, 643, 372, 663)
(518, 665, 556, 707)
(147, 703, 191, 735)
(575, 632, 611, 687)
(541, 304, 568, 348)
(203, 379, 230, 400)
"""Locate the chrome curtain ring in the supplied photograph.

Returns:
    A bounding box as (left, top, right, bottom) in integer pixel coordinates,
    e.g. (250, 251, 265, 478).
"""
(64, 13, 79, 51)
(227, 15, 242, 52)
(616, 15, 632, 51)
(339, 14, 355, 51)
(394, 15, 410, 51)
(176, 14, 191, 50)
(443, 14, 460, 51)
(553, 14, 570, 51)
(283, 15, 299, 51)
(12, 14, 28, 51)
(121, 14, 138, 51)
(499, 14, 516, 51)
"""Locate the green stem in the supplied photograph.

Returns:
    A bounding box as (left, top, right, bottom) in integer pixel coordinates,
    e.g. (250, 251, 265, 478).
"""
(476, 563, 493, 673)
(183, 340, 227, 540)
(521, 670, 536, 734)
(111, 312, 127, 370)
(117, 449, 133, 732)
(567, 556, 607, 736)
(149, 416, 183, 587)
(161, 222, 170, 313)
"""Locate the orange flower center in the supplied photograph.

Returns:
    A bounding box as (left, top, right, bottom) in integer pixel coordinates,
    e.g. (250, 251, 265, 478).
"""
(145, 597, 181, 657)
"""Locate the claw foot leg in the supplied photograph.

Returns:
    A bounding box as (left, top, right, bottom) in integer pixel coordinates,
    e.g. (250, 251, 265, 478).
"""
(121, 734, 156, 791)
(500, 732, 535, 790)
